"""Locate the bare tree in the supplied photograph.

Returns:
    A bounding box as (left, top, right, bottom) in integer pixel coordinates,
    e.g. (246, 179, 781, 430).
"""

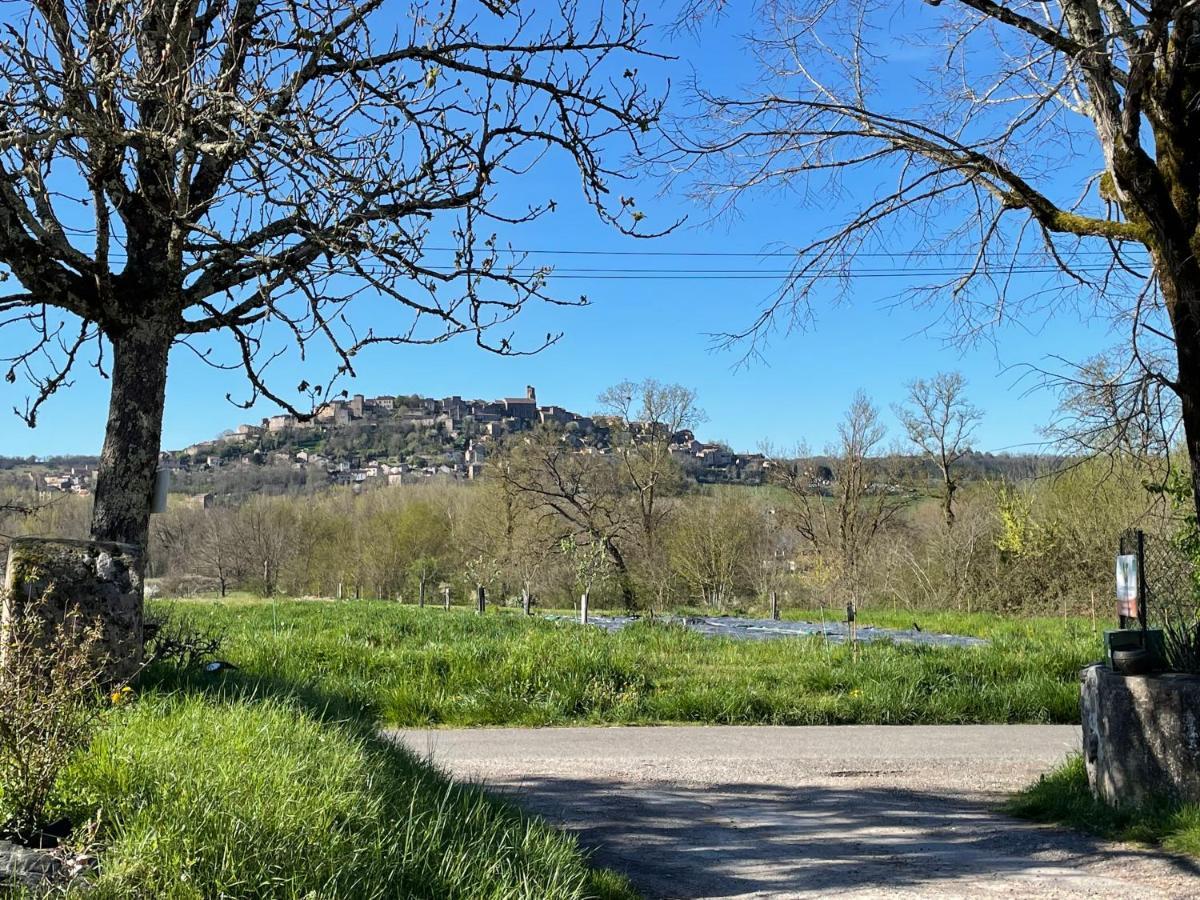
(768, 392, 911, 602)
(668, 1, 1200, 520)
(234, 496, 295, 596)
(666, 491, 764, 609)
(0, 0, 667, 559)
(596, 378, 703, 602)
(191, 507, 241, 597)
(895, 372, 982, 528)
(1045, 348, 1179, 469)
(495, 426, 637, 608)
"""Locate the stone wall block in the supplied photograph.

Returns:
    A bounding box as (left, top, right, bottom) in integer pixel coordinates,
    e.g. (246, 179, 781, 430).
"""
(1081, 663, 1200, 807)
(2, 537, 143, 684)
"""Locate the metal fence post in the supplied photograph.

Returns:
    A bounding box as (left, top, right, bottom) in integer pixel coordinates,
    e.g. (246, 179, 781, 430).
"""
(1137, 529, 1149, 631)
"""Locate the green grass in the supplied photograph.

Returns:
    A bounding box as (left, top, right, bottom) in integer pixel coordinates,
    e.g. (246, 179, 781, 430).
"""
(1008, 755, 1200, 857)
(38, 597, 1099, 896)
(53, 695, 633, 899)
(30, 598, 643, 899)
(154, 598, 1099, 727)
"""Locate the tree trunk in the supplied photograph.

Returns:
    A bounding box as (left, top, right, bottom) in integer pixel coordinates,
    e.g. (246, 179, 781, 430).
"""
(90, 325, 173, 555)
(604, 538, 636, 610)
(1172, 274, 1200, 522)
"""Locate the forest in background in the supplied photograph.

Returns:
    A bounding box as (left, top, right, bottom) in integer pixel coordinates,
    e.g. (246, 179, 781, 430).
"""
(0, 444, 1168, 619)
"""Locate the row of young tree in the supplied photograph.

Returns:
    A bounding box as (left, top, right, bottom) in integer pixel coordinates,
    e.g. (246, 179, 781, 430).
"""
(63, 375, 1159, 615)
(0, 374, 1168, 614)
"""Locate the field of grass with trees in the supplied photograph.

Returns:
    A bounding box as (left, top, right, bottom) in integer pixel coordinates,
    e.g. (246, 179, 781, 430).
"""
(4, 378, 1169, 624)
(5, 0, 1200, 886)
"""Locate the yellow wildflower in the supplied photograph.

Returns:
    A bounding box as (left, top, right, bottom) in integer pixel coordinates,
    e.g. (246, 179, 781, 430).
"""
(110, 685, 134, 706)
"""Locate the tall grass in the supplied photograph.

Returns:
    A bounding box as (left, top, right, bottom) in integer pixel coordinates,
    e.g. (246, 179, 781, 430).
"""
(155, 598, 1099, 727)
(53, 695, 632, 899)
(1008, 756, 1200, 857)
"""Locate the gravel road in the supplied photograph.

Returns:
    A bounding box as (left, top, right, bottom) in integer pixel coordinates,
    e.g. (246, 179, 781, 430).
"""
(389, 725, 1200, 899)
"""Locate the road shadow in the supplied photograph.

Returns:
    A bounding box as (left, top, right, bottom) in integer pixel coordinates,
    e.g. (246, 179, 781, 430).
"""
(472, 773, 1200, 898)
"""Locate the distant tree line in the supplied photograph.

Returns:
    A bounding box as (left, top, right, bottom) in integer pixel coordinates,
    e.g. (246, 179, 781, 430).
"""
(0, 375, 1172, 616)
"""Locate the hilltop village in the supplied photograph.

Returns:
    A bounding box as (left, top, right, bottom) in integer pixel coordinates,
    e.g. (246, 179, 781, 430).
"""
(170, 386, 765, 492)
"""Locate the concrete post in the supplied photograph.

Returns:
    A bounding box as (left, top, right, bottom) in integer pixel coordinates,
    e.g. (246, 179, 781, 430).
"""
(580, 591, 589, 625)
(2, 537, 143, 684)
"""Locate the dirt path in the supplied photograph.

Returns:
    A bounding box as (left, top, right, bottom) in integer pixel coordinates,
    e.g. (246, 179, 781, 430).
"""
(389, 725, 1200, 899)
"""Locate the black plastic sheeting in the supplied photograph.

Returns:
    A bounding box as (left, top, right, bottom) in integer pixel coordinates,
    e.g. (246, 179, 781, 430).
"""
(550, 615, 989, 648)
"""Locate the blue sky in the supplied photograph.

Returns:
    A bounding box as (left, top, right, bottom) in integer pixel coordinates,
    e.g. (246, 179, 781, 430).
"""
(0, 2, 1120, 458)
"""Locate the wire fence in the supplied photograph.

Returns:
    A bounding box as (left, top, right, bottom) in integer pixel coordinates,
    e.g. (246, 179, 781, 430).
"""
(1120, 528, 1200, 673)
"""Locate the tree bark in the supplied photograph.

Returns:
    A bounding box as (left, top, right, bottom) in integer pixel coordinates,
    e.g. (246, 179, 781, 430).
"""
(1169, 272, 1200, 521)
(605, 539, 637, 610)
(90, 325, 173, 556)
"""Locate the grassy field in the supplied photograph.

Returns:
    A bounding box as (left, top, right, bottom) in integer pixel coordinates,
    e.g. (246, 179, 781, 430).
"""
(1008, 756, 1200, 857)
(35, 597, 1102, 895)
(51, 695, 634, 899)
(32, 598, 646, 899)
(151, 597, 1101, 726)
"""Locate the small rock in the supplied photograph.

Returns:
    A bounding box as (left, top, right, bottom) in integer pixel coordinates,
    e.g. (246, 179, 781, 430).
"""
(0, 839, 63, 886)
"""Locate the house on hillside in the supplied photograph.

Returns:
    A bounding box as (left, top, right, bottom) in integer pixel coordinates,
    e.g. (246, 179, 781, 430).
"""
(503, 385, 538, 422)
(697, 444, 733, 467)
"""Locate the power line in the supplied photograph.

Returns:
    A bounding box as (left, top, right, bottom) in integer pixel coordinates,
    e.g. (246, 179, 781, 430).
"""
(70, 246, 1148, 261)
(298, 263, 1120, 280)
(417, 246, 1145, 259)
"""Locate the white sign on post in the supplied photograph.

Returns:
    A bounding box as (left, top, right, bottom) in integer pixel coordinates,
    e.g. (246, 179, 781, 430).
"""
(1116, 553, 1139, 619)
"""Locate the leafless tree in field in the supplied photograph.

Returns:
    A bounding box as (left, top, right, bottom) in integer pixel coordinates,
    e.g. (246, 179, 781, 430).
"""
(768, 392, 911, 601)
(0, 0, 668, 557)
(896, 372, 982, 528)
(666, 1, 1200, 517)
(596, 378, 704, 567)
(1046, 347, 1179, 466)
(495, 426, 637, 608)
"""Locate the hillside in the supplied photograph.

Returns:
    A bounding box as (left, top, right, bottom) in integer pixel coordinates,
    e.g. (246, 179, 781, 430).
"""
(0, 384, 1064, 502)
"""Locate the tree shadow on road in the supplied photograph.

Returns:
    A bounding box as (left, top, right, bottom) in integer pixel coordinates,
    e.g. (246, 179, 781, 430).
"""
(470, 774, 1200, 898)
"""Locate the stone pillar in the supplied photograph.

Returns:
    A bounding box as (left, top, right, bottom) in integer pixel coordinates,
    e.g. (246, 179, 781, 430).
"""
(1081, 663, 1200, 807)
(3, 537, 143, 684)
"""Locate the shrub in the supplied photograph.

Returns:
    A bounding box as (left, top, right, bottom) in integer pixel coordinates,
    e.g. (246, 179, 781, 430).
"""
(0, 610, 109, 835)
(143, 608, 225, 674)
